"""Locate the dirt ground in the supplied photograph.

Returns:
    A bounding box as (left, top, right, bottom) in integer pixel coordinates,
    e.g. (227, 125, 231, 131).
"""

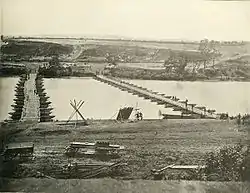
(1, 119, 249, 180)
(1, 178, 250, 193)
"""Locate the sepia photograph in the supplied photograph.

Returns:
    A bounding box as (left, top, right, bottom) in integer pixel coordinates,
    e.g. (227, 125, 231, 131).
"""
(0, 0, 250, 192)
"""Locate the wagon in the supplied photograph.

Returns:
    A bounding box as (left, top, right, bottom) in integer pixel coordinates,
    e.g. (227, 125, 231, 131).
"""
(1, 143, 34, 161)
(65, 141, 125, 157)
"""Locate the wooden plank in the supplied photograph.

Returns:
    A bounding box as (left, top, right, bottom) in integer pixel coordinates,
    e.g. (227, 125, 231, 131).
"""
(152, 165, 205, 174)
(67, 100, 84, 123)
(68, 142, 124, 150)
(153, 164, 175, 173)
(70, 101, 86, 121)
(170, 165, 205, 169)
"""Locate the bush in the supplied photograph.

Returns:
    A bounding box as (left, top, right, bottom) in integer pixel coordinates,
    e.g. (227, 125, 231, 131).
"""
(204, 68, 219, 77)
(203, 144, 250, 181)
(0, 66, 27, 76)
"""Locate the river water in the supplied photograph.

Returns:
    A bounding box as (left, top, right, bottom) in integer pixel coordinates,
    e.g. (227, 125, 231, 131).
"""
(127, 79, 250, 116)
(0, 77, 19, 121)
(44, 78, 250, 120)
(43, 78, 178, 120)
(0, 77, 250, 121)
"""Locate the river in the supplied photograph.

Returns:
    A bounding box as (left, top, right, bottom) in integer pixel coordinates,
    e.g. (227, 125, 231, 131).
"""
(0, 77, 19, 121)
(43, 77, 178, 120)
(44, 78, 250, 120)
(127, 79, 250, 116)
(0, 77, 249, 121)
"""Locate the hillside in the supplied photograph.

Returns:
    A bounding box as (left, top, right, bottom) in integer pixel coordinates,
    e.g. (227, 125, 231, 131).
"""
(1, 40, 73, 60)
(1, 38, 250, 80)
(3, 38, 250, 62)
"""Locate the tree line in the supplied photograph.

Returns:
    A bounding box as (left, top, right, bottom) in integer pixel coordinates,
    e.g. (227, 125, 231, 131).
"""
(163, 39, 222, 76)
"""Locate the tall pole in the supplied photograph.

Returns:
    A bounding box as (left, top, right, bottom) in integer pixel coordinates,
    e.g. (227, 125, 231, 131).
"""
(1, 3, 3, 39)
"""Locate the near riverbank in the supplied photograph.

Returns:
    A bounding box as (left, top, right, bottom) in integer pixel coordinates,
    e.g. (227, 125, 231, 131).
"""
(1, 119, 249, 180)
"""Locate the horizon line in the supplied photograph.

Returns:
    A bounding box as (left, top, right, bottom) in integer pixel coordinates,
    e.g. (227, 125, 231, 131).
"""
(1, 34, 248, 43)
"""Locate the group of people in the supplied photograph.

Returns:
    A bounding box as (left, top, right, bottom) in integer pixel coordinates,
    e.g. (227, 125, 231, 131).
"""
(135, 111, 143, 120)
(171, 96, 178, 101)
(236, 113, 250, 125)
(220, 113, 250, 125)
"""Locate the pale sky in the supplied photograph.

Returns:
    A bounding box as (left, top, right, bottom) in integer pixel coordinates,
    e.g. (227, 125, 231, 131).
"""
(1, 0, 250, 41)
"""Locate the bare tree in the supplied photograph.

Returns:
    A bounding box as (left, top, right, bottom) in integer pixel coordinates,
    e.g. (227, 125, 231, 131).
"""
(198, 39, 221, 69)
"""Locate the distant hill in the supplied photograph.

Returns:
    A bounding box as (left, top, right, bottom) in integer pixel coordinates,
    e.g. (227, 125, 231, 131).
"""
(1, 40, 73, 59)
(2, 38, 250, 80)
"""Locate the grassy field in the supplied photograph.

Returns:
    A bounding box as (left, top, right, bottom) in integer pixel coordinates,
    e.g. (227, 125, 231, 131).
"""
(1, 119, 249, 180)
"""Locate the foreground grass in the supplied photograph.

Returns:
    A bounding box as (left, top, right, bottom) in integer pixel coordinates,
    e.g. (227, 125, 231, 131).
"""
(2, 119, 248, 180)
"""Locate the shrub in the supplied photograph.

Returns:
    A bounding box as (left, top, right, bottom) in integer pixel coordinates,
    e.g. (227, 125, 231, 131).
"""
(203, 144, 250, 181)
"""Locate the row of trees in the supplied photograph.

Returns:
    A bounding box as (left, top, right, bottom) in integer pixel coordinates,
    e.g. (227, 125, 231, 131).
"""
(39, 56, 96, 77)
(163, 39, 222, 76)
(39, 55, 72, 77)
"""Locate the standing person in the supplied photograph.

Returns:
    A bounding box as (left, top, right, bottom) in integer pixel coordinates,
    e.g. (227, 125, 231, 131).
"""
(237, 113, 241, 125)
(185, 99, 188, 110)
(135, 111, 140, 121)
(226, 112, 229, 122)
(139, 112, 143, 120)
(158, 110, 162, 119)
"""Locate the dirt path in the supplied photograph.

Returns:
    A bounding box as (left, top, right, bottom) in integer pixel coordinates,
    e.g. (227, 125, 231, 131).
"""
(60, 44, 83, 61)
